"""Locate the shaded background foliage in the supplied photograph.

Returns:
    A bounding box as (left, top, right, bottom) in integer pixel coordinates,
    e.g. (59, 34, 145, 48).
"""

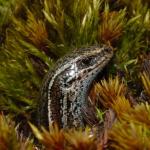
(0, 0, 150, 149)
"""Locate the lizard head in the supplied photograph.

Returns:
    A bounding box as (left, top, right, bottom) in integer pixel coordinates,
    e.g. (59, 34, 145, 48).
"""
(74, 45, 114, 71)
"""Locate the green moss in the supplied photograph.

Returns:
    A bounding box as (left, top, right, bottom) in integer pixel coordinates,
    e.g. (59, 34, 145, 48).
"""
(0, 0, 150, 149)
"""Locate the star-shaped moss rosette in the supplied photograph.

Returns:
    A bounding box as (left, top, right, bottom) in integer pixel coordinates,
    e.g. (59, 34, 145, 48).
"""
(108, 103, 150, 150)
(30, 123, 97, 150)
(91, 76, 127, 109)
(98, 4, 126, 45)
(0, 114, 34, 150)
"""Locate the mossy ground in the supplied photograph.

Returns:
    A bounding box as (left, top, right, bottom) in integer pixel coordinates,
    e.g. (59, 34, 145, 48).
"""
(0, 0, 150, 149)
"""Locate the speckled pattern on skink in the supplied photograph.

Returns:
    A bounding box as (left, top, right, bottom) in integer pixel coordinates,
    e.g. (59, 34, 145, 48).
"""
(38, 45, 113, 129)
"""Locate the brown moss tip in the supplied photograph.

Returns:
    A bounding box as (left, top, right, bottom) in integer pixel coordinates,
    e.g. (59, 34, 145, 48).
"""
(0, 114, 34, 150)
(91, 76, 127, 109)
(108, 103, 150, 150)
(98, 4, 126, 45)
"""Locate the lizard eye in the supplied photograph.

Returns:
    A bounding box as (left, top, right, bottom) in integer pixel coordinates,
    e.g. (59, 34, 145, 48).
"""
(103, 47, 112, 53)
(82, 58, 91, 65)
(81, 57, 95, 66)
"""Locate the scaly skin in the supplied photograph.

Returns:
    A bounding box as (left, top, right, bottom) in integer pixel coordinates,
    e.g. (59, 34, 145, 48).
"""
(38, 45, 113, 129)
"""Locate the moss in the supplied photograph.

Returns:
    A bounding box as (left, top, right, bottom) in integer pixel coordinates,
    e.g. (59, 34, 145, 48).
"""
(0, 0, 150, 149)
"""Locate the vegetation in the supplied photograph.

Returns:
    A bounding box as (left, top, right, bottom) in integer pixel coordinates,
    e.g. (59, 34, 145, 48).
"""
(0, 0, 150, 149)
